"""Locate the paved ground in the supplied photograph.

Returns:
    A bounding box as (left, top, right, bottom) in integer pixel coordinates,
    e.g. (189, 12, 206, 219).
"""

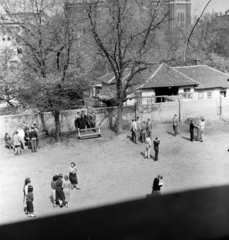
(0, 123, 229, 225)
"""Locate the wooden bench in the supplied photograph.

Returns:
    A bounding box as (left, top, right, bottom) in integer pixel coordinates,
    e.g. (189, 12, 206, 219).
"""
(78, 126, 101, 139)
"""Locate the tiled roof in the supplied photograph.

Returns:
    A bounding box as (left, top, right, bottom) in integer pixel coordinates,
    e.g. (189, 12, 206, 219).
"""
(141, 63, 198, 89)
(174, 65, 229, 89)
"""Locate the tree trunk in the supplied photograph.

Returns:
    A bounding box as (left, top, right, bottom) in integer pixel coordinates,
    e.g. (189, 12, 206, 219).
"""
(116, 99, 123, 134)
(39, 112, 49, 136)
(53, 110, 61, 142)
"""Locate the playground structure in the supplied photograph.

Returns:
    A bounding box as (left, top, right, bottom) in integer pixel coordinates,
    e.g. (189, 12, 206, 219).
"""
(77, 126, 101, 139)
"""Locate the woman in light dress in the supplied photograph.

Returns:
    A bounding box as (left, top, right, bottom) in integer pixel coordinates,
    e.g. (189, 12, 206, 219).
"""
(62, 175, 71, 207)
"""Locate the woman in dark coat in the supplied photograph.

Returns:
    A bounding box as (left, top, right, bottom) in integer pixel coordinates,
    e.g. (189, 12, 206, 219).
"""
(152, 175, 163, 196)
(69, 162, 80, 190)
(55, 174, 65, 207)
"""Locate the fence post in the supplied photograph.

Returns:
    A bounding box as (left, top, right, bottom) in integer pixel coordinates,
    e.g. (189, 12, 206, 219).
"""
(178, 99, 183, 122)
(220, 96, 222, 116)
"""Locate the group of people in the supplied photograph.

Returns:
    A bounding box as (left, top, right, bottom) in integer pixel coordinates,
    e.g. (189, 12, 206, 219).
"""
(189, 117, 206, 142)
(74, 111, 96, 131)
(50, 162, 80, 208)
(4, 122, 39, 155)
(130, 117, 160, 161)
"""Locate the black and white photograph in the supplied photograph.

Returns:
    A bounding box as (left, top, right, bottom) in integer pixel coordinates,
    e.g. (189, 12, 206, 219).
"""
(1, 0, 229, 239)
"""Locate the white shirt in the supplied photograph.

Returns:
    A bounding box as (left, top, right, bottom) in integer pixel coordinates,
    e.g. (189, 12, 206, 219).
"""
(18, 129, 25, 138)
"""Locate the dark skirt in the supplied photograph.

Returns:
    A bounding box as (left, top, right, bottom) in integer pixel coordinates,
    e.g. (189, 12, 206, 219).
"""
(56, 187, 65, 201)
(69, 172, 78, 184)
(26, 201, 34, 212)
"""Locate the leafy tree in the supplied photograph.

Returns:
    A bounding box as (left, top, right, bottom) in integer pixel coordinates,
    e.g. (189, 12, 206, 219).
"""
(0, 0, 94, 141)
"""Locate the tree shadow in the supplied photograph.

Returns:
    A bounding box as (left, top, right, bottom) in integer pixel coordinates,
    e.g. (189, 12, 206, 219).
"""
(167, 131, 175, 136)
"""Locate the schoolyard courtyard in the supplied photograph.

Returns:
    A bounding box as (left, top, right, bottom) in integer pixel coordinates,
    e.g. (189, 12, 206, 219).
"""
(0, 122, 229, 225)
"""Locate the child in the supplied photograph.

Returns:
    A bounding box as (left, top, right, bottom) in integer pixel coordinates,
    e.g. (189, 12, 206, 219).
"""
(23, 178, 31, 214)
(27, 185, 36, 217)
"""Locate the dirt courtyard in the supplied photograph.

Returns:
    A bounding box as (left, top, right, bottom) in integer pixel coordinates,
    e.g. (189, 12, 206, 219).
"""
(0, 123, 229, 225)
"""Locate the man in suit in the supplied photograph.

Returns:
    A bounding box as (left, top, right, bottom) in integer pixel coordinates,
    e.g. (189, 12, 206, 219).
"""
(153, 137, 160, 161)
(145, 133, 152, 159)
(173, 114, 179, 136)
(189, 120, 195, 141)
(146, 118, 152, 138)
(136, 116, 141, 143)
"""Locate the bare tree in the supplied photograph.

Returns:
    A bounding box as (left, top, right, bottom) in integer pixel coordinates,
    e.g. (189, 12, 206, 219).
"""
(85, 0, 171, 133)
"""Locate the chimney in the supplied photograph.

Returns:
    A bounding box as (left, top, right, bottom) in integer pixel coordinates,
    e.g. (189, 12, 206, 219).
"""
(194, 59, 201, 65)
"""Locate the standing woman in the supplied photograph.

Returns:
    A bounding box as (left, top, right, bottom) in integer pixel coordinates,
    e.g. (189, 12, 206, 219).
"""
(62, 175, 71, 208)
(69, 162, 81, 190)
(55, 174, 65, 208)
(23, 178, 31, 214)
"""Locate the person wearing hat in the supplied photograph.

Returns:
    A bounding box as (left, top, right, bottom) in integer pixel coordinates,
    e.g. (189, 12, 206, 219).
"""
(23, 178, 31, 214)
(26, 185, 36, 217)
(152, 175, 163, 196)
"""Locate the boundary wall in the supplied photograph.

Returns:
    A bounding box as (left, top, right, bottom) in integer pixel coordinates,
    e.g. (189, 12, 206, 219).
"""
(0, 97, 228, 138)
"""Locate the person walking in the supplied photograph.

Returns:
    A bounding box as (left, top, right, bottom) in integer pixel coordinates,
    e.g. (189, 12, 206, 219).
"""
(62, 175, 71, 208)
(26, 185, 36, 217)
(145, 133, 152, 159)
(152, 175, 163, 197)
(189, 120, 195, 141)
(69, 162, 80, 190)
(13, 131, 21, 155)
(51, 175, 58, 207)
(29, 127, 38, 152)
(23, 178, 31, 214)
(153, 137, 160, 161)
(146, 118, 152, 138)
(55, 174, 65, 208)
(173, 114, 179, 136)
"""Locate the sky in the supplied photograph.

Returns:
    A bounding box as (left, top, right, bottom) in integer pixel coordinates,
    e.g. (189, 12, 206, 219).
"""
(192, 0, 229, 15)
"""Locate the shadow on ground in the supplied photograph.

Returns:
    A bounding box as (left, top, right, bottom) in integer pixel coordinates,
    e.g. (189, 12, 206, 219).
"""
(1, 186, 229, 240)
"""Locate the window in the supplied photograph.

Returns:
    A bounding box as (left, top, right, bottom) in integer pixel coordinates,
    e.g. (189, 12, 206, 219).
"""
(2, 37, 5, 41)
(220, 91, 226, 97)
(7, 36, 10, 41)
(207, 92, 212, 99)
(184, 88, 190, 92)
(198, 92, 204, 99)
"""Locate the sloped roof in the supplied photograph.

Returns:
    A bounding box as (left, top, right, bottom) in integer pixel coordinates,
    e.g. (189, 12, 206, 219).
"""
(174, 65, 229, 89)
(141, 63, 198, 89)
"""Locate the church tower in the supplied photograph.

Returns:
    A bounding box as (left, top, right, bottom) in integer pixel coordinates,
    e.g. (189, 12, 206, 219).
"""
(166, 0, 191, 30)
